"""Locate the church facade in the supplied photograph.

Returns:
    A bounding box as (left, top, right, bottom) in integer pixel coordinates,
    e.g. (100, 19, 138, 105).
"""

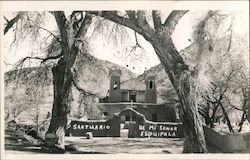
(108, 70, 157, 103)
(99, 70, 177, 123)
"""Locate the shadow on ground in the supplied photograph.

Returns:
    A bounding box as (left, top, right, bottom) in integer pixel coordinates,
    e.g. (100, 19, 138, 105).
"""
(5, 144, 106, 154)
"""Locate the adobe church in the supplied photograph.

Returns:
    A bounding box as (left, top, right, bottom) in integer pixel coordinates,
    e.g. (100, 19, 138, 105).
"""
(99, 70, 177, 123)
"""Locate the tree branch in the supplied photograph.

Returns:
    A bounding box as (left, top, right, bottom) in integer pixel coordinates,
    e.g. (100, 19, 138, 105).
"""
(130, 31, 143, 52)
(89, 11, 155, 40)
(4, 12, 24, 35)
(219, 103, 234, 133)
(152, 10, 162, 30)
(72, 77, 96, 96)
(164, 10, 188, 35)
(4, 16, 9, 23)
(134, 31, 140, 46)
(231, 106, 245, 111)
(226, 26, 233, 52)
(126, 11, 136, 20)
(53, 11, 68, 45)
(75, 13, 92, 38)
(37, 26, 61, 44)
(41, 53, 63, 63)
(136, 10, 147, 26)
(18, 54, 63, 65)
(20, 56, 45, 62)
(70, 11, 82, 20)
(224, 96, 246, 112)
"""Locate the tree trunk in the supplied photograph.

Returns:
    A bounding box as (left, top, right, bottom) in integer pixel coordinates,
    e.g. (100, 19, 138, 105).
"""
(220, 104, 234, 133)
(248, 90, 250, 122)
(238, 110, 247, 132)
(42, 12, 92, 152)
(44, 58, 73, 152)
(36, 114, 39, 136)
(198, 103, 211, 126)
(238, 91, 248, 132)
(150, 33, 207, 153)
(209, 103, 220, 128)
(178, 71, 207, 153)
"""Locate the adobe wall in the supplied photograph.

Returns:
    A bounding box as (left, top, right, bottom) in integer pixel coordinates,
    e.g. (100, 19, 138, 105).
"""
(100, 103, 177, 122)
(129, 121, 184, 138)
(66, 115, 120, 137)
(136, 104, 177, 122)
(204, 126, 250, 153)
(65, 107, 182, 138)
(100, 104, 128, 120)
(118, 108, 184, 138)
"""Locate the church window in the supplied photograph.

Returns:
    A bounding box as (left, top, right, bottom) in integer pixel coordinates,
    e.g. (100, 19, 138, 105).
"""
(149, 80, 153, 89)
(113, 81, 118, 90)
(125, 116, 130, 121)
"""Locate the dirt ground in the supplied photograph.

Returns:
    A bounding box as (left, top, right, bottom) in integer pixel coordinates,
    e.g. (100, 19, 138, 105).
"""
(5, 128, 184, 154)
(65, 137, 184, 154)
(5, 137, 184, 154)
(5, 123, 249, 154)
(5, 136, 184, 154)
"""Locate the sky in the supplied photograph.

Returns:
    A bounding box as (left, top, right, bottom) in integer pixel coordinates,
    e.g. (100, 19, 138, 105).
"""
(87, 10, 208, 74)
(2, 9, 249, 74)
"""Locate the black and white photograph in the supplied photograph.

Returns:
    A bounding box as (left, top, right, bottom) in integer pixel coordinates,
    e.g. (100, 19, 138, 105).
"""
(0, 1, 249, 159)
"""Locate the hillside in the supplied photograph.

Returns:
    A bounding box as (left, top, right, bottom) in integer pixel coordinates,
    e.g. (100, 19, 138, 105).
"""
(4, 53, 138, 123)
(138, 33, 249, 112)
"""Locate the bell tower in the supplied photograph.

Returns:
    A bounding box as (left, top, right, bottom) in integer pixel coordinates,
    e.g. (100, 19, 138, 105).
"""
(109, 70, 122, 103)
(145, 75, 157, 103)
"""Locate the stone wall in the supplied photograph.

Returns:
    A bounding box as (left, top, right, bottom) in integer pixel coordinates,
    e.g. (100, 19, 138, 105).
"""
(204, 126, 250, 153)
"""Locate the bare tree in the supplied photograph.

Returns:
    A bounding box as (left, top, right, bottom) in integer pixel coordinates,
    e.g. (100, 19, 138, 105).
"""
(200, 61, 248, 133)
(224, 72, 249, 132)
(88, 10, 207, 153)
(4, 94, 32, 121)
(5, 65, 50, 121)
(27, 86, 45, 135)
(194, 11, 249, 133)
(4, 11, 136, 152)
(4, 11, 93, 151)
